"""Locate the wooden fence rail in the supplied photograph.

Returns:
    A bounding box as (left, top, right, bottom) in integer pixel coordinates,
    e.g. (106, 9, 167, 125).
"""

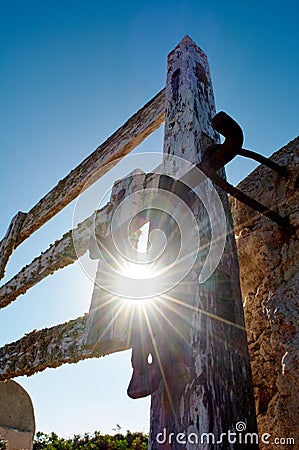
(0, 315, 130, 381)
(0, 208, 105, 309)
(0, 170, 161, 380)
(0, 168, 163, 311)
(0, 89, 165, 280)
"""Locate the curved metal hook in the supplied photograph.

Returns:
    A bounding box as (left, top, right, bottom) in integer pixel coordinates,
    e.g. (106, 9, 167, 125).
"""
(202, 111, 289, 178)
(201, 111, 243, 171)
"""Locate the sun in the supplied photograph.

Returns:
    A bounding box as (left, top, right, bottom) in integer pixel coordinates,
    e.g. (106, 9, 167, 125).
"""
(119, 260, 156, 306)
(118, 222, 157, 303)
(121, 260, 154, 280)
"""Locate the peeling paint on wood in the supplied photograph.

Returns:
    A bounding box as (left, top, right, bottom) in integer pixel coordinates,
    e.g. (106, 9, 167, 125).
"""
(0, 89, 165, 279)
(0, 170, 162, 379)
(0, 212, 26, 280)
(0, 315, 130, 381)
(0, 207, 107, 309)
(0, 169, 161, 310)
(149, 35, 257, 449)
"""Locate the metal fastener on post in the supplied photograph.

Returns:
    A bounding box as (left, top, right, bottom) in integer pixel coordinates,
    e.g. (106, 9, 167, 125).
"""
(199, 111, 291, 229)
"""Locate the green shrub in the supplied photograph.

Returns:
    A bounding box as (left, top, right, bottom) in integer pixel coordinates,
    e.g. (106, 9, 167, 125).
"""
(33, 429, 148, 450)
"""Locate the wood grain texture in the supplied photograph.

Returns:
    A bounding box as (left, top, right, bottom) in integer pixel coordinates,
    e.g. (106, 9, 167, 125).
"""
(0, 170, 161, 378)
(0, 89, 165, 279)
(149, 36, 258, 449)
(0, 206, 110, 309)
(0, 315, 130, 381)
(0, 212, 26, 280)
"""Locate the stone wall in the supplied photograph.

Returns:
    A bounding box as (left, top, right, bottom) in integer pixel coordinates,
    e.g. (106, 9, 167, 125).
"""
(0, 380, 35, 450)
(231, 136, 299, 449)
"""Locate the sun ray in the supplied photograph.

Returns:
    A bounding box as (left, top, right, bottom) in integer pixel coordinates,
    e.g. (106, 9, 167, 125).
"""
(150, 300, 190, 346)
(89, 294, 119, 313)
(162, 293, 246, 331)
(92, 298, 128, 344)
(125, 302, 138, 347)
(141, 305, 178, 421)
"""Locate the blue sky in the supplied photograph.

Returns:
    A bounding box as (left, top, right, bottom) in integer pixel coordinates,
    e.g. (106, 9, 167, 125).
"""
(0, 0, 298, 438)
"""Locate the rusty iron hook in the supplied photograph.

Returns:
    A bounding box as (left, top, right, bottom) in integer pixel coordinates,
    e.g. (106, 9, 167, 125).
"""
(199, 111, 291, 229)
(202, 111, 289, 178)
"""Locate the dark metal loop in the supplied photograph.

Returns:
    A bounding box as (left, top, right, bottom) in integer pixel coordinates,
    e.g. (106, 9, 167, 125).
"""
(201, 111, 243, 171)
(198, 111, 292, 230)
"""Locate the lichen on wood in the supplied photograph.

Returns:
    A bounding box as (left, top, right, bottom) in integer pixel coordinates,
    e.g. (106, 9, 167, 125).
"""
(0, 314, 130, 380)
(0, 206, 110, 309)
(0, 212, 26, 280)
(149, 35, 257, 449)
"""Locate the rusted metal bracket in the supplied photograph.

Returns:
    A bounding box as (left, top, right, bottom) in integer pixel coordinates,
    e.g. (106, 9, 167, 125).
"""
(199, 111, 291, 229)
(201, 111, 289, 177)
(142, 115, 291, 230)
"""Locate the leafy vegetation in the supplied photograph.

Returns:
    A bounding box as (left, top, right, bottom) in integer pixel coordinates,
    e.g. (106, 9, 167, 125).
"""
(33, 429, 148, 450)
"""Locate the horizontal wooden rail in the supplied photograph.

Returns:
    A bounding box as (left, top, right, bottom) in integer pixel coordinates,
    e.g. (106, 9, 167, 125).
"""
(0, 170, 158, 309)
(0, 212, 27, 282)
(0, 207, 111, 310)
(0, 315, 131, 380)
(0, 89, 166, 280)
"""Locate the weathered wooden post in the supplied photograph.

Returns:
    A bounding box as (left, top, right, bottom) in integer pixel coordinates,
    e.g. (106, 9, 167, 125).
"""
(149, 36, 258, 449)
